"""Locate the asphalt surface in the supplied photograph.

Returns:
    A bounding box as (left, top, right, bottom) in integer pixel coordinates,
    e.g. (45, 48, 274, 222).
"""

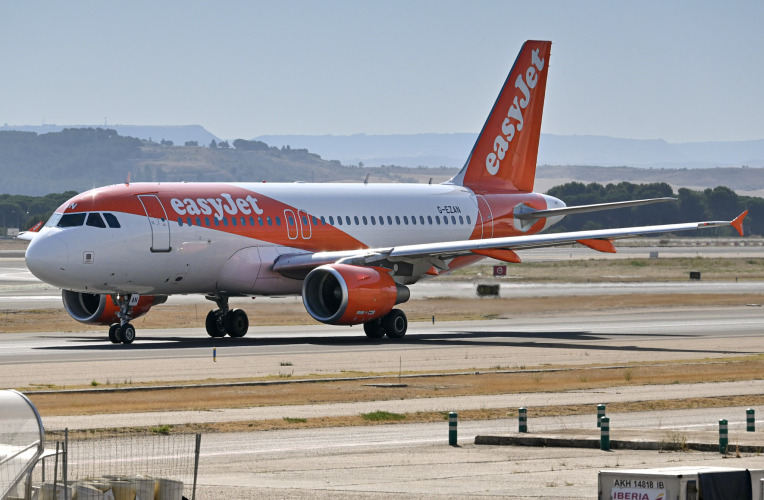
(190, 412, 764, 499)
(1, 307, 763, 386)
(2, 245, 764, 498)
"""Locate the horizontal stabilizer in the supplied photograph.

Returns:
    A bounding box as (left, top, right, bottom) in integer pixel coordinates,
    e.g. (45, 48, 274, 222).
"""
(514, 197, 676, 220)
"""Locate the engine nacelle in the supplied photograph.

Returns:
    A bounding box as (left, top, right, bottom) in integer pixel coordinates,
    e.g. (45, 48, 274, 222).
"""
(62, 291, 167, 325)
(302, 264, 410, 325)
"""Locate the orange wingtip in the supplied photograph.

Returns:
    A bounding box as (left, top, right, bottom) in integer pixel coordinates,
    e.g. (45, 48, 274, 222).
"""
(731, 210, 748, 236)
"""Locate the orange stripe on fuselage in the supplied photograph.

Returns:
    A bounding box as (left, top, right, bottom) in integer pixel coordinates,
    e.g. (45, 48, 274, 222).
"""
(57, 183, 366, 252)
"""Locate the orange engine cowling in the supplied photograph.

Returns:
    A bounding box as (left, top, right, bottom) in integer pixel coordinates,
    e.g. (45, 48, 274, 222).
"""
(61, 291, 167, 325)
(302, 264, 410, 325)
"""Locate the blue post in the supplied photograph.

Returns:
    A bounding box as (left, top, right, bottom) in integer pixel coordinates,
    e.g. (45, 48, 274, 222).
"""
(213, 347, 217, 362)
(600, 416, 610, 451)
(747, 409, 755, 432)
(597, 404, 606, 428)
(449, 412, 458, 446)
(518, 407, 527, 433)
(719, 419, 728, 454)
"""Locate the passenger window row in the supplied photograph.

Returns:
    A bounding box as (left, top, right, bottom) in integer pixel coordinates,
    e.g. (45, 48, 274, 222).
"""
(178, 213, 472, 228)
(179, 216, 282, 228)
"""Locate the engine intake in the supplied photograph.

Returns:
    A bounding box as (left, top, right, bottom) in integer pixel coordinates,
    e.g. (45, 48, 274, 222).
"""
(62, 291, 167, 325)
(302, 264, 409, 325)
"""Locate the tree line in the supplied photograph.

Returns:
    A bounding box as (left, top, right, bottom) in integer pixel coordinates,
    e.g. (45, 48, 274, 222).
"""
(0, 192, 78, 232)
(546, 181, 763, 236)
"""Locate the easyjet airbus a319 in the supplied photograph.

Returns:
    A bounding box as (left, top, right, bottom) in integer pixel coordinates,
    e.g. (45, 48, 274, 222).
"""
(22, 41, 746, 344)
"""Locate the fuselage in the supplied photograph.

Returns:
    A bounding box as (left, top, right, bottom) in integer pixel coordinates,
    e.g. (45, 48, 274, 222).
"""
(25, 181, 564, 296)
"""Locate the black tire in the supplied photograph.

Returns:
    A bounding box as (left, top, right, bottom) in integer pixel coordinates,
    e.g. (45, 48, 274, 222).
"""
(383, 309, 407, 339)
(225, 309, 249, 338)
(108, 324, 121, 344)
(119, 323, 136, 345)
(363, 319, 385, 339)
(205, 310, 227, 338)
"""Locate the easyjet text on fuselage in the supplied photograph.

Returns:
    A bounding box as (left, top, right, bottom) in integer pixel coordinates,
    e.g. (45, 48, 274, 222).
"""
(170, 194, 264, 220)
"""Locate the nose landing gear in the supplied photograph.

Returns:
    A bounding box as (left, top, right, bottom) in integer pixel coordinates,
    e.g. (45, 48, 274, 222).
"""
(107, 294, 137, 345)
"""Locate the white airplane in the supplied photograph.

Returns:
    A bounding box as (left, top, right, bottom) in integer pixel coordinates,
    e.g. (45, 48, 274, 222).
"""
(22, 40, 746, 344)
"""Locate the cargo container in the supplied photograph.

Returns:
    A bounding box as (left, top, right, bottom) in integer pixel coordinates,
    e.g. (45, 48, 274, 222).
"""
(598, 466, 764, 500)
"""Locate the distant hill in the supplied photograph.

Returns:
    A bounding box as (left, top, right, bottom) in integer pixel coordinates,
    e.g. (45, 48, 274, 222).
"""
(256, 133, 764, 170)
(1, 128, 763, 198)
(0, 124, 219, 147)
(0, 129, 455, 195)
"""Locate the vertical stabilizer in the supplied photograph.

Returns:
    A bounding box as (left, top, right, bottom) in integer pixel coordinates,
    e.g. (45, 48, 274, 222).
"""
(449, 40, 551, 193)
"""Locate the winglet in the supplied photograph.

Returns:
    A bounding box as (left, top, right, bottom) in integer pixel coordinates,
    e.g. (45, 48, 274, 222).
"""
(16, 221, 44, 241)
(731, 210, 748, 236)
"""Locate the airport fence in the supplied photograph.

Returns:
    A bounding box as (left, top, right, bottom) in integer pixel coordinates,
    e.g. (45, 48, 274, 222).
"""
(10, 430, 201, 499)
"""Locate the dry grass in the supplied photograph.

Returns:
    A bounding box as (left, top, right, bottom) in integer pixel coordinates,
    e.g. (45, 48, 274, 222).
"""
(45, 389, 764, 441)
(27, 356, 764, 418)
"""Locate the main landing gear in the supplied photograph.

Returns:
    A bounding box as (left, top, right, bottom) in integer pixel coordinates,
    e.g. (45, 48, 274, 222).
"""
(108, 294, 137, 345)
(363, 309, 407, 340)
(205, 294, 249, 338)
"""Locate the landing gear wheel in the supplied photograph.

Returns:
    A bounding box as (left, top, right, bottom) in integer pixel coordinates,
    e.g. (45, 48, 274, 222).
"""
(119, 323, 136, 345)
(383, 309, 407, 339)
(108, 324, 121, 344)
(225, 309, 249, 338)
(363, 319, 385, 339)
(205, 310, 227, 338)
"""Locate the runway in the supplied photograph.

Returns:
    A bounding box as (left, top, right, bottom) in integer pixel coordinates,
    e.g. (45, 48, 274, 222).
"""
(3, 248, 764, 498)
(1, 306, 763, 388)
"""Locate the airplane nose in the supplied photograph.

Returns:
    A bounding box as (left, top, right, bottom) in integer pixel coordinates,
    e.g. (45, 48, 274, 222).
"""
(25, 232, 70, 287)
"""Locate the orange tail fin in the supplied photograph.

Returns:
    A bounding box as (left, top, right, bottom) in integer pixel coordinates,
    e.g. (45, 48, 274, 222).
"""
(450, 40, 551, 193)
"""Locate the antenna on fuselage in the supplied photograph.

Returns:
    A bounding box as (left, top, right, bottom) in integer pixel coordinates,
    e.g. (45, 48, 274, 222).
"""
(125, 171, 131, 187)
(363, 173, 370, 185)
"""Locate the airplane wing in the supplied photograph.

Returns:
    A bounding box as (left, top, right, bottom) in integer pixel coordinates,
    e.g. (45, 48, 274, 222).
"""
(273, 211, 748, 273)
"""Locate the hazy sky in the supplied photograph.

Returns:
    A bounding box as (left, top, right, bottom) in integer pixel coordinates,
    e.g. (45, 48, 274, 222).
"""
(3, 1, 763, 143)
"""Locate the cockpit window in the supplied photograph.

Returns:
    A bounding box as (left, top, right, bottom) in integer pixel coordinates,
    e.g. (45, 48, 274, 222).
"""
(45, 213, 63, 228)
(57, 213, 86, 228)
(103, 213, 121, 228)
(86, 213, 107, 228)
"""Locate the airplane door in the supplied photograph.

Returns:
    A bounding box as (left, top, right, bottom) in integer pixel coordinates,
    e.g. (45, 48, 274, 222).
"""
(297, 210, 312, 239)
(475, 195, 493, 239)
(138, 195, 171, 252)
(284, 209, 298, 240)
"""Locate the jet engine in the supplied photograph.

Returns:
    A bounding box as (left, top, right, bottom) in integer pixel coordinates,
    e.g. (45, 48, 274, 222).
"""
(62, 291, 167, 325)
(302, 264, 410, 325)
